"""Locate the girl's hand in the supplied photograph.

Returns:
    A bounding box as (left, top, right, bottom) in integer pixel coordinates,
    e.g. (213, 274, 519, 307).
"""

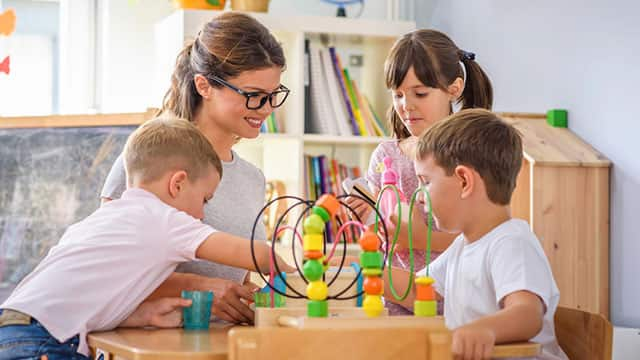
(343, 196, 373, 223)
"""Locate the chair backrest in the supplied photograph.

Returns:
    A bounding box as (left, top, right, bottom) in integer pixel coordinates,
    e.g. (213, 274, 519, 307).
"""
(555, 306, 612, 360)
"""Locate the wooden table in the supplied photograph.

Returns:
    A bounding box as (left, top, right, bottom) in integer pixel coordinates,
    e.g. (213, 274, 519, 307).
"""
(89, 323, 231, 360)
(89, 323, 541, 360)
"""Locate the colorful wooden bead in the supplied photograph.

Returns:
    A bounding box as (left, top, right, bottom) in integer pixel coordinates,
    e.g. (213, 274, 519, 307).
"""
(362, 295, 384, 317)
(362, 268, 382, 276)
(304, 250, 323, 260)
(415, 276, 436, 301)
(358, 231, 380, 251)
(307, 300, 328, 317)
(312, 205, 330, 222)
(303, 259, 323, 281)
(363, 276, 383, 295)
(316, 194, 340, 218)
(303, 233, 323, 252)
(359, 251, 383, 269)
(303, 214, 325, 234)
(306, 280, 328, 301)
(414, 300, 437, 317)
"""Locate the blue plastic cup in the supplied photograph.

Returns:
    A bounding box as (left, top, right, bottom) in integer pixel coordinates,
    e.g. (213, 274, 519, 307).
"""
(181, 290, 213, 330)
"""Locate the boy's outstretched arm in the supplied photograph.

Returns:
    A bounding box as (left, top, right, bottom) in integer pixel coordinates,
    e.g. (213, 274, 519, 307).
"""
(195, 232, 295, 274)
(451, 290, 544, 360)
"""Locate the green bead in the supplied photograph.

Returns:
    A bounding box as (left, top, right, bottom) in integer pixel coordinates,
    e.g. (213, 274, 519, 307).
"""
(360, 251, 383, 269)
(414, 300, 437, 317)
(307, 300, 328, 317)
(303, 214, 325, 234)
(312, 206, 330, 222)
(303, 259, 324, 281)
(362, 268, 382, 276)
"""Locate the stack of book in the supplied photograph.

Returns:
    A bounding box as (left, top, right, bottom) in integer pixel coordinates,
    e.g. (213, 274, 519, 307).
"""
(305, 40, 390, 137)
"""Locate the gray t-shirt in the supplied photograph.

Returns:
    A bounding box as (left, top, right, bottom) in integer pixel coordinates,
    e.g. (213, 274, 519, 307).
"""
(100, 150, 267, 283)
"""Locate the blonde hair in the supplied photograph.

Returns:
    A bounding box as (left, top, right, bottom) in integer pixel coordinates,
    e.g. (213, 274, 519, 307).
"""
(416, 109, 522, 205)
(124, 115, 222, 186)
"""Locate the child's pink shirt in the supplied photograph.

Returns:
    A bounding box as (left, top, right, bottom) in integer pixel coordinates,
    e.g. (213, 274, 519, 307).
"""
(366, 140, 442, 315)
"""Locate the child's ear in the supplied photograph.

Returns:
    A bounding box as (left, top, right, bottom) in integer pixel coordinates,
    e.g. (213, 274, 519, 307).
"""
(454, 165, 474, 199)
(194, 74, 212, 99)
(168, 170, 189, 198)
(447, 77, 464, 101)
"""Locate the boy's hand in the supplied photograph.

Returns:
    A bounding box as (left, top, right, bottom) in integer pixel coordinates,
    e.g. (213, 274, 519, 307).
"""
(121, 297, 192, 328)
(451, 323, 495, 360)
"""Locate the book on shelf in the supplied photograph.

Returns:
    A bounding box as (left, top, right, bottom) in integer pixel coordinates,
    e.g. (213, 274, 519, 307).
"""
(303, 154, 363, 243)
(305, 43, 390, 138)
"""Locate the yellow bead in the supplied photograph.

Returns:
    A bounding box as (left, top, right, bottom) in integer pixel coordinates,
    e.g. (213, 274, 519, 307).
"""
(306, 281, 328, 301)
(414, 300, 437, 317)
(414, 276, 434, 286)
(362, 295, 384, 317)
(303, 234, 324, 252)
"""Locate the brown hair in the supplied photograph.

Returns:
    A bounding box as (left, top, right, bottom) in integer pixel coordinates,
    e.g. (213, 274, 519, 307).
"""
(384, 29, 493, 140)
(124, 115, 223, 186)
(416, 109, 522, 205)
(161, 12, 286, 121)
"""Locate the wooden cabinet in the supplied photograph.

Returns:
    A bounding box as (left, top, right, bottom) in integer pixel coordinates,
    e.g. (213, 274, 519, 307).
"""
(504, 113, 610, 318)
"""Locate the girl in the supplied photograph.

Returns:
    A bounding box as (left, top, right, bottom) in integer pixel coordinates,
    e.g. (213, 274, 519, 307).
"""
(350, 29, 493, 315)
(101, 12, 289, 324)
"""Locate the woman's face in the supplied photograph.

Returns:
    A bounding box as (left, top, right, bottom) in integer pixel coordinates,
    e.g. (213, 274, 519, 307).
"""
(204, 66, 283, 139)
(391, 66, 454, 137)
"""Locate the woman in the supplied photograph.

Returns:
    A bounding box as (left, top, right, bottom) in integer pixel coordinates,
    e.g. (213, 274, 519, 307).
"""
(101, 12, 289, 324)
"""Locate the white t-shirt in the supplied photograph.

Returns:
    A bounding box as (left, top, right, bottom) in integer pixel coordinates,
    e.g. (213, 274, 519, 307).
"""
(1, 188, 215, 355)
(418, 219, 568, 360)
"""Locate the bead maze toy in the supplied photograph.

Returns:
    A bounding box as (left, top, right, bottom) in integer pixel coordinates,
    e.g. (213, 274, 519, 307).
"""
(249, 157, 438, 328)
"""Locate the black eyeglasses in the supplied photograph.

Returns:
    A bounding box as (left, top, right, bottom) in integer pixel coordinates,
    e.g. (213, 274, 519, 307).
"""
(207, 75, 290, 110)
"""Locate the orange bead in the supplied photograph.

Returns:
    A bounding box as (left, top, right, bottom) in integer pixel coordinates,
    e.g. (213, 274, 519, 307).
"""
(316, 194, 340, 219)
(358, 231, 380, 252)
(363, 276, 383, 295)
(305, 250, 323, 260)
(416, 283, 435, 301)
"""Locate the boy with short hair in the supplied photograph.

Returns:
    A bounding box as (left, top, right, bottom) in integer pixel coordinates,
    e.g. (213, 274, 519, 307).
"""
(386, 109, 567, 359)
(0, 116, 292, 359)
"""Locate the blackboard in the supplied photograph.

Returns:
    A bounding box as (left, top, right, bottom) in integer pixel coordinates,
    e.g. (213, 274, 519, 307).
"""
(0, 126, 134, 300)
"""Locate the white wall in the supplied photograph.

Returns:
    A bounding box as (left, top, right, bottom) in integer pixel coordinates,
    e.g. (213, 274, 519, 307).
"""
(97, 0, 174, 112)
(416, 0, 640, 328)
(97, 0, 399, 113)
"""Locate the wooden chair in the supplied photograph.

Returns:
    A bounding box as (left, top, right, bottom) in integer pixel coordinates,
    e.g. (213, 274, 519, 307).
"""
(555, 306, 612, 360)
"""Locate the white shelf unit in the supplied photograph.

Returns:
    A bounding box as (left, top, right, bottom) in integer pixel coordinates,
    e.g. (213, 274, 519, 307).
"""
(155, 10, 415, 202)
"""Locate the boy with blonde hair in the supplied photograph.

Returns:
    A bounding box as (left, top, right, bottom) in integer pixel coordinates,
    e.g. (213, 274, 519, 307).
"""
(386, 109, 567, 359)
(0, 116, 292, 359)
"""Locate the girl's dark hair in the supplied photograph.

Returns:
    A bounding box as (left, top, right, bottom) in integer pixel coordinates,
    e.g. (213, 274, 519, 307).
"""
(162, 12, 286, 121)
(384, 29, 493, 140)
